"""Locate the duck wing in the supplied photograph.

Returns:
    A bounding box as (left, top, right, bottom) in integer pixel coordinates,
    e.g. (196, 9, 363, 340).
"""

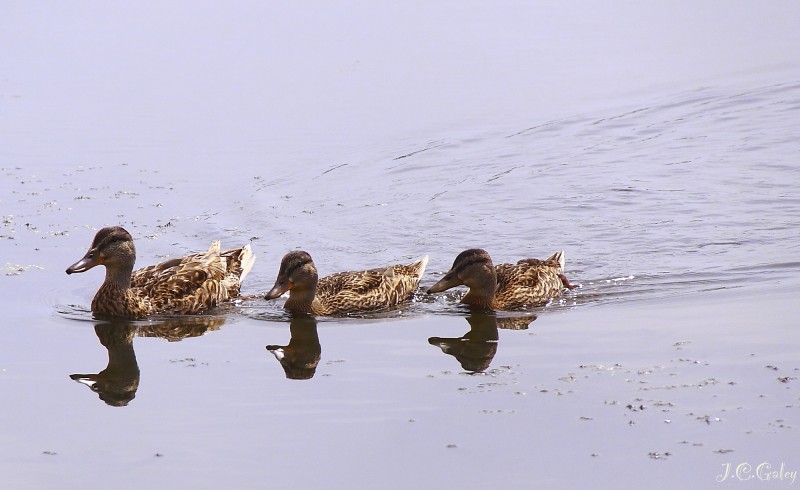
(129, 242, 238, 315)
(494, 254, 564, 309)
(315, 256, 427, 315)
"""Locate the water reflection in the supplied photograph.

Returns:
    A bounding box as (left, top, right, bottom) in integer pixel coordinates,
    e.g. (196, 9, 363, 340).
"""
(496, 315, 537, 330)
(70, 322, 139, 407)
(266, 316, 321, 380)
(136, 315, 226, 341)
(70, 316, 226, 406)
(429, 313, 499, 373)
(428, 313, 537, 373)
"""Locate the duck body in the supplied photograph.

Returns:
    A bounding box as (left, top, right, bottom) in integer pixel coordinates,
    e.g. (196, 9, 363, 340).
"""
(66, 226, 255, 318)
(492, 256, 566, 309)
(427, 249, 570, 310)
(265, 250, 428, 316)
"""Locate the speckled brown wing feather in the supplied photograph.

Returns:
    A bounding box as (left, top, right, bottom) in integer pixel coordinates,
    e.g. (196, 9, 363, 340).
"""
(125, 243, 244, 315)
(218, 248, 250, 297)
(134, 251, 227, 314)
(494, 257, 564, 309)
(314, 264, 424, 315)
(131, 246, 251, 288)
(131, 256, 193, 289)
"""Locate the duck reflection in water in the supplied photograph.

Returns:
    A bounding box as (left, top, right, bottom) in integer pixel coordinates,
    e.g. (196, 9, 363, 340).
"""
(495, 315, 537, 331)
(70, 316, 226, 406)
(429, 313, 537, 373)
(70, 322, 139, 407)
(266, 315, 321, 380)
(135, 315, 226, 342)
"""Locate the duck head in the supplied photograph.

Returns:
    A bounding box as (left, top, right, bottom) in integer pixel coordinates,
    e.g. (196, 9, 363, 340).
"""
(427, 249, 498, 307)
(265, 250, 319, 300)
(66, 227, 136, 278)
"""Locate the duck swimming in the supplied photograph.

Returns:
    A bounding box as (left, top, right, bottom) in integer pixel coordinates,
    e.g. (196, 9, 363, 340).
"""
(265, 250, 428, 315)
(426, 248, 575, 310)
(66, 226, 255, 318)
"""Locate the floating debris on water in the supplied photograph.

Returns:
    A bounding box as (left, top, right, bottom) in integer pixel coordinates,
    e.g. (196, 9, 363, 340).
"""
(4, 263, 44, 276)
(696, 415, 722, 425)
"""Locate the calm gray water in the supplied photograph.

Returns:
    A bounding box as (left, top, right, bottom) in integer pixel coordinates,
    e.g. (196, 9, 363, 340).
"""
(2, 3, 800, 489)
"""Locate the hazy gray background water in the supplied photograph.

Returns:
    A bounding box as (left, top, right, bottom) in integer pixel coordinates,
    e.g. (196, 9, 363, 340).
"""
(2, 2, 800, 489)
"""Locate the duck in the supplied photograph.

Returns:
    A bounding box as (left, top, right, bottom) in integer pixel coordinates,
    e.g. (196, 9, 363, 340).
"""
(66, 226, 255, 318)
(426, 248, 575, 310)
(264, 250, 428, 315)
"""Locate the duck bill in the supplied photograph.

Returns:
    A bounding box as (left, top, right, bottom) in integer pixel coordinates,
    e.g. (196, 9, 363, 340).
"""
(69, 373, 99, 387)
(265, 279, 292, 300)
(66, 253, 102, 274)
(428, 337, 456, 353)
(265, 345, 285, 359)
(427, 275, 461, 294)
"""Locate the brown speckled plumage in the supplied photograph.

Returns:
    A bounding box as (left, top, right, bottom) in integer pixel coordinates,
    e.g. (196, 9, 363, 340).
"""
(66, 226, 255, 318)
(265, 250, 428, 315)
(427, 248, 569, 310)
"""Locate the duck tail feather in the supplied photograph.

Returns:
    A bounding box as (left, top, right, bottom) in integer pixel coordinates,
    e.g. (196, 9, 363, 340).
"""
(546, 251, 565, 270)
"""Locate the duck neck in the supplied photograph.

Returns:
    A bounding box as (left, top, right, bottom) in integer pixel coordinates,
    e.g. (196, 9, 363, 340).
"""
(105, 264, 133, 290)
(462, 288, 496, 310)
(462, 268, 498, 310)
(93, 265, 133, 311)
(284, 284, 317, 315)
